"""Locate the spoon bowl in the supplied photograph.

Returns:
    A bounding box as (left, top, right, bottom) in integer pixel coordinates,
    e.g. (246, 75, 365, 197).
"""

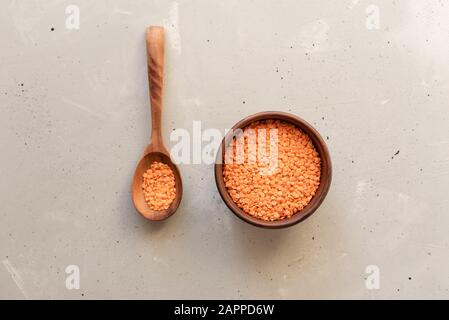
(131, 26, 183, 221)
(132, 150, 182, 220)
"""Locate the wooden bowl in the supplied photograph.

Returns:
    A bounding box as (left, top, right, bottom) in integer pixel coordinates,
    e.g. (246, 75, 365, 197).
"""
(214, 111, 332, 229)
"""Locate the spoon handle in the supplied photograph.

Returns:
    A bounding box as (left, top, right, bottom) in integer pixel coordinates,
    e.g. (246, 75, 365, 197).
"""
(146, 26, 165, 147)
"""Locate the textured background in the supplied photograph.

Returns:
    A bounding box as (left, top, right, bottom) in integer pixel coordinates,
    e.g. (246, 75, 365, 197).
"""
(1, 0, 449, 299)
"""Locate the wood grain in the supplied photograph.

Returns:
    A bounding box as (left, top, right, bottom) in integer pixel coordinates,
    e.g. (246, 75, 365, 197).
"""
(146, 26, 164, 147)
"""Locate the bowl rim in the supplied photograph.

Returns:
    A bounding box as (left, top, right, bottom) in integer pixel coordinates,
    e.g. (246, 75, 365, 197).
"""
(214, 111, 332, 229)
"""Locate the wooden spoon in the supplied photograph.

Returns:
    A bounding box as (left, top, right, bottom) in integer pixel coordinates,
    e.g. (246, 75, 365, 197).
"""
(131, 26, 183, 221)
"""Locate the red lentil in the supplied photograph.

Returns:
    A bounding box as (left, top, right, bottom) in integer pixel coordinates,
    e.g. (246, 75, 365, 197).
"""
(142, 161, 176, 211)
(223, 119, 321, 221)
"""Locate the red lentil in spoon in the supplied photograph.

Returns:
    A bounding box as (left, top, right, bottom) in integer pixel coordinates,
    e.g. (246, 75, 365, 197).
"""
(142, 161, 176, 211)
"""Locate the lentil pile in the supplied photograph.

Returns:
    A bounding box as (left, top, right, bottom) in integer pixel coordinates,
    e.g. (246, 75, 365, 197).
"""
(223, 120, 321, 221)
(142, 161, 176, 211)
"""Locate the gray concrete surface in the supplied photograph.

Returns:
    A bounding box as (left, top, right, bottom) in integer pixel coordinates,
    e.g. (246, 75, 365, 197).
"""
(1, 0, 449, 299)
